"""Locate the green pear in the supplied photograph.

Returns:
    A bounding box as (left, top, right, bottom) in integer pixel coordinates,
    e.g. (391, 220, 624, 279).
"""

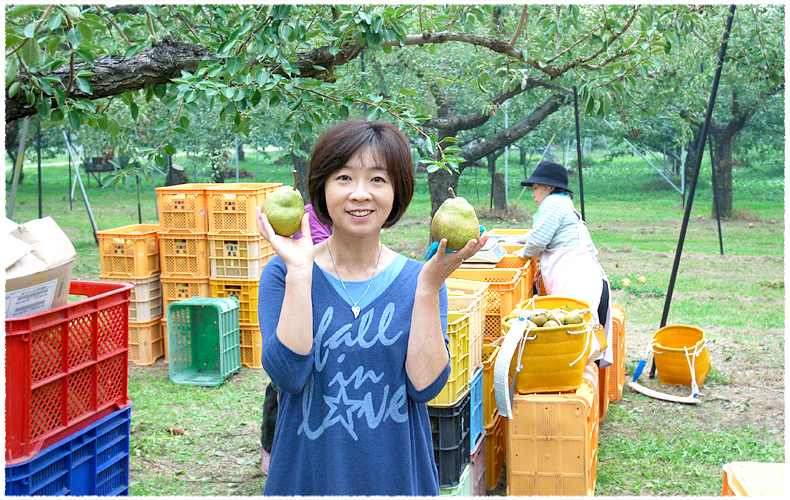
(549, 309, 567, 325)
(528, 311, 548, 327)
(431, 187, 480, 251)
(543, 320, 560, 328)
(261, 170, 305, 236)
(565, 309, 584, 325)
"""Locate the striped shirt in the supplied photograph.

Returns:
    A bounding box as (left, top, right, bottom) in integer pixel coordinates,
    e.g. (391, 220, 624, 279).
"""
(522, 193, 596, 257)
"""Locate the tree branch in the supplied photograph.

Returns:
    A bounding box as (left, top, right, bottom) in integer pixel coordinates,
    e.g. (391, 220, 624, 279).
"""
(509, 6, 528, 47)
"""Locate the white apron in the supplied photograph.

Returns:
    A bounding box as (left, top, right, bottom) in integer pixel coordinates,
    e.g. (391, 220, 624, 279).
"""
(539, 209, 613, 367)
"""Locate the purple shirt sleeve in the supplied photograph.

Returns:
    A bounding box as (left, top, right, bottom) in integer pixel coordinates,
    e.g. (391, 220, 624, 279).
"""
(293, 203, 332, 243)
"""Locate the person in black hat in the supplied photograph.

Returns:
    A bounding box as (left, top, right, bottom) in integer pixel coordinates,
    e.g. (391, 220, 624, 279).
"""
(516, 160, 613, 368)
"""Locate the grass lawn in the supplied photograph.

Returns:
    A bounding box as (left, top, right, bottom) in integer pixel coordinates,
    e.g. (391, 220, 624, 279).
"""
(4, 147, 784, 496)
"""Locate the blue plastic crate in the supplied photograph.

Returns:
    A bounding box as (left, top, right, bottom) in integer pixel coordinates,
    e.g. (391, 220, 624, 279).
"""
(5, 405, 131, 496)
(470, 367, 484, 448)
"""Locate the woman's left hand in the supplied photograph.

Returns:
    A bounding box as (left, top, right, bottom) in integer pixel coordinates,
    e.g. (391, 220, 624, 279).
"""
(419, 235, 490, 292)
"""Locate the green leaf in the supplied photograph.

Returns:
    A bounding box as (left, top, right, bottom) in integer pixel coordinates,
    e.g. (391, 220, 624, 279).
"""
(77, 23, 93, 42)
(60, 6, 83, 20)
(48, 14, 64, 30)
(226, 55, 243, 74)
(20, 38, 41, 68)
(75, 49, 94, 65)
(129, 100, 139, 120)
(165, 145, 176, 155)
(153, 84, 167, 100)
(8, 4, 40, 19)
(5, 57, 19, 88)
(66, 27, 81, 46)
(8, 81, 21, 99)
(75, 76, 92, 94)
(68, 109, 81, 130)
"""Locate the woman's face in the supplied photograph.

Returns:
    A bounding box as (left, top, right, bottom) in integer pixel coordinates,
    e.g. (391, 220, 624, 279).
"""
(324, 147, 394, 237)
(531, 184, 553, 206)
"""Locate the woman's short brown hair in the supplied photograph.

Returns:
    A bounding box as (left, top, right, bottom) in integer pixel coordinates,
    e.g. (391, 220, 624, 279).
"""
(308, 119, 414, 228)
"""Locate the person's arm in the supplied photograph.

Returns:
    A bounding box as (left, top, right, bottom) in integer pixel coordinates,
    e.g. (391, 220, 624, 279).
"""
(406, 235, 489, 392)
(523, 197, 564, 257)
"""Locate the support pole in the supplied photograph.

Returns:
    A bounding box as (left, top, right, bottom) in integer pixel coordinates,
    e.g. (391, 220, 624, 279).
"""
(573, 86, 586, 221)
(7, 117, 30, 219)
(37, 119, 43, 219)
(67, 130, 73, 210)
(651, 4, 735, 378)
(136, 174, 143, 224)
(62, 131, 100, 245)
(708, 135, 725, 255)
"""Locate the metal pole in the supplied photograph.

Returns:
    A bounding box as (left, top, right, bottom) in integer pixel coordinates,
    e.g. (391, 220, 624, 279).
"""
(573, 86, 585, 221)
(256, 141, 260, 180)
(652, 4, 736, 378)
(136, 174, 143, 224)
(504, 100, 509, 205)
(67, 130, 73, 210)
(37, 119, 43, 218)
(235, 135, 240, 183)
(7, 117, 30, 219)
(708, 134, 725, 255)
(62, 131, 100, 245)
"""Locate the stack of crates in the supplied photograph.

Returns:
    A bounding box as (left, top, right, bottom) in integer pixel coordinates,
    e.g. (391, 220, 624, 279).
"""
(482, 338, 506, 491)
(98, 224, 165, 365)
(205, 183, 280, 369)
(5, 281, 134, 495)
(506, 364, 600, 496)
(157, 184, 217, 362)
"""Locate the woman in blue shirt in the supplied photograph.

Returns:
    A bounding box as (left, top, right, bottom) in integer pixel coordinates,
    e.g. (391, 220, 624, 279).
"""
(255, 119, 488, 495)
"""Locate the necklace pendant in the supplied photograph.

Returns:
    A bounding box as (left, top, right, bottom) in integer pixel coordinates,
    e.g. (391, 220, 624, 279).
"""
(351, 306, 361, 319)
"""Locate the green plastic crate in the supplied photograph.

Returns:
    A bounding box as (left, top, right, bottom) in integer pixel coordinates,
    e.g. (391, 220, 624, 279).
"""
(167, 296, 241, 386)
(440, 464, 471, 496)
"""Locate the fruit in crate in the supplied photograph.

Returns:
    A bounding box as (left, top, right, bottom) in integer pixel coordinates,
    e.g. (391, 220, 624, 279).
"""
(543, 319, 560, 328)
(550, 309, 567, 325)
(261, 170, 306, 236)
(529, 311, 548, 327)
(565, 309, 584, 325)
(431, 187, 480, 251)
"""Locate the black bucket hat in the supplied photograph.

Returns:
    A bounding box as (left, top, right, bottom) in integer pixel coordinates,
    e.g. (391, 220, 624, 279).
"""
(520, 160, 573, 193)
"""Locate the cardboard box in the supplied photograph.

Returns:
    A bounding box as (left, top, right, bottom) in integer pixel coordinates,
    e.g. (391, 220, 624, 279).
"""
(4, 216, 76, 319)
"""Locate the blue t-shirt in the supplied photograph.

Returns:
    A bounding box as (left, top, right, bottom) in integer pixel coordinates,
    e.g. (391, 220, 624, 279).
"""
(258, 255, 451, 496)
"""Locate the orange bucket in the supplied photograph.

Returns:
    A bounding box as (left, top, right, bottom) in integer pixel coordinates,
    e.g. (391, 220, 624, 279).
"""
(651, 325, 711, 386)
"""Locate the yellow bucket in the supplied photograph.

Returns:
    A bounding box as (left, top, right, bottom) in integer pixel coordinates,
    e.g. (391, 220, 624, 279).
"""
(652, 325, 711, 387)
(503, 296, 593, 394)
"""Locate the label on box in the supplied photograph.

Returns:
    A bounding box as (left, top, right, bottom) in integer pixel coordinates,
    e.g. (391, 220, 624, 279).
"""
(5, 278, 58, 319)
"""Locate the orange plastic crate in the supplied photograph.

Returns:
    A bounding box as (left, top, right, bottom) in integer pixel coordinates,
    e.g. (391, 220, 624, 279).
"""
(428, 311, 471, 407)
(609, 304, 626, 402)
(446, 278, 489, 373)
(208, 234, 275, 279)
(722, 462, 786, 496)
(160, 277, 211, 319)
(101, 275, 163, 323)
(506, 365, 599, 497)
(210, 278, 260, 325)
(156, 183, 216, 234)
(97, 224, 160, 278)
(449, 268, 523, 339)
(485, 412, 507, 490)
(158, 233, 210, 279)
(481, 339, 500, 429)
(161, 319, 169, 364)
(240, 323, 263, 369)
(128, 319, 164, 366)
(205, 183, 281, 235)
(599, 363, 610, 422)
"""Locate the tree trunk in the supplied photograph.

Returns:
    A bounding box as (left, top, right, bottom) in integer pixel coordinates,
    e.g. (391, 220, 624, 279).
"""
(237, 140, 245, 162)
(492, 172, 507, 210)
(710, 127, 736, 218)
(165, 161, 189, 186)
(683, 125, 703, 194)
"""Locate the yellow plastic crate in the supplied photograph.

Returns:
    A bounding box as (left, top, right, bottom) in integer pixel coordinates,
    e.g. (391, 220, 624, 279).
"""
(101, 275, 163, 323)
(609, 304, 626, 402)
(240, 323, 263, 369)
(487, 227, 530, 238)
(205, 183, 281, 235)
(449, 268, 523, 339)
(722, 462, 786, 496)
(160, 277, 211, 322)
(485, 412, 507, 490)
(156, 183, 217, 234)
(97, 224, 160, 278)
(507, 365, 599, 497)
(428, 311, 471, 407)
(445, 278, 489, 373)
(210, 278, 260, 325)
(481, 340, 500, 429)
(158, 233, 210, 279)
(208, 234, 275, 279)
(128, 318, 164, 366)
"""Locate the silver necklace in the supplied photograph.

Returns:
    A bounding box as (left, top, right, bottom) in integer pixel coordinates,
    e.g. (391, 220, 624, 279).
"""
(326, 240, 383, 319)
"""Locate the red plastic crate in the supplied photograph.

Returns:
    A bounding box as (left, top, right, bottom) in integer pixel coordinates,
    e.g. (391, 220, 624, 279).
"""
(5, 281, 133, 465)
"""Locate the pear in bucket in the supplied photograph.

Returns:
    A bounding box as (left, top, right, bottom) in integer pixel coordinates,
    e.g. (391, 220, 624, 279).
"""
(431, 187, 480, 251)
(261, 170, 306, 236)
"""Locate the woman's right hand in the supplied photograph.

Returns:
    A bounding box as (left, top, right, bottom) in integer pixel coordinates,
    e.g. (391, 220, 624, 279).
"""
(255, 207, 315, 270)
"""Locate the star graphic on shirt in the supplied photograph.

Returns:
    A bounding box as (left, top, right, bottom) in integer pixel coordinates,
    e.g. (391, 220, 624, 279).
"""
(323, 385, 362, 440)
